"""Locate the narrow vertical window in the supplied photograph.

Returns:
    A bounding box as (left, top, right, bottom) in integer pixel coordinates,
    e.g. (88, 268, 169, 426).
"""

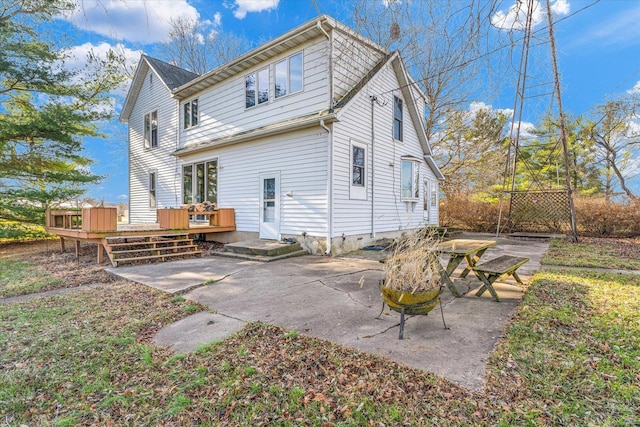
(149, 172, 157, 209)
(424, 179, 431, 211)
(257, 68, 269, 104)
(431, 181, 437, 207)
(246, 67, 269, 108)
(184, 99, 199, 129)
(275, 51, 303, 99)
(352, 146, 365, 186)
(144, 110, 158, 148)
(245, 74, 256, 108)
(182, 165, 193, 205)
(206, 160, 218, 203)
(393, 96, 403, 141)
(196, 163, 205, 203)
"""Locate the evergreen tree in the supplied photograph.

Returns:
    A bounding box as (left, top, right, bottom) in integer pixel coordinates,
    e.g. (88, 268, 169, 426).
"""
(0, 0, 126, 224)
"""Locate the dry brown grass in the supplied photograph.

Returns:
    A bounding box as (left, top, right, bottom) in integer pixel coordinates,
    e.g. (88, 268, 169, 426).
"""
(382, 228, 441, 293)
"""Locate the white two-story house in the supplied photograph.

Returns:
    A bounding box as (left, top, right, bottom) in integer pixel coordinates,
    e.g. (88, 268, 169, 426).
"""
(119, 15, 444, 255)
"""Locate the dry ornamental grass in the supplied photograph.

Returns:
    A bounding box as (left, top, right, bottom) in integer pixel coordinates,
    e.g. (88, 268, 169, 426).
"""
(382, 228, 442, 293)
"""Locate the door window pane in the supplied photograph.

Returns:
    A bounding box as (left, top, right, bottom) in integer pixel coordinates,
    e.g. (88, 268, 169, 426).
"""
(264, 178, 275, 199)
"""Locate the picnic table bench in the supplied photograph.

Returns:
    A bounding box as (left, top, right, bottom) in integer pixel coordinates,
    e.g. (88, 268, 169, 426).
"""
(471, 255, 530, 302)
(435, 239, 497, 297)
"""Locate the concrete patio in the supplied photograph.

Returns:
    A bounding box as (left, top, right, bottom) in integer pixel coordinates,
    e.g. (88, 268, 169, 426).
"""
(107, 232, 550, 390)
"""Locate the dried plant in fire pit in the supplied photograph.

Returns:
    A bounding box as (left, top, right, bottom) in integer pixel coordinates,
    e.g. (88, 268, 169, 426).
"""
(382, 228, 442, 294)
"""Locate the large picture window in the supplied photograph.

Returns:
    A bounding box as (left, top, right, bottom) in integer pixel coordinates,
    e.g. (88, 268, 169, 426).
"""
(393, 96, 403, 141)
(182, 160, 218, 205)
(401, 160, 419, 200)
(183, 99, 198, 129)
(144, 110, 158, 148)
(245, 67, 269, 108)
(275, 52, 303, 98)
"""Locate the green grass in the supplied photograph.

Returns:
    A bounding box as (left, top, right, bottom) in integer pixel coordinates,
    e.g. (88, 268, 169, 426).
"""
(1, 240, 639, 425)
(541, 237, 640, 270)
(0, 258, 62, 298)
(485, 269, 640, 425)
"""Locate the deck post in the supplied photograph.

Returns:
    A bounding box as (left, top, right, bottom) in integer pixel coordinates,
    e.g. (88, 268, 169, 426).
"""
(97, 243, 105, 264)
(60, 236, 66, 253)
(75, 240, 81, 258)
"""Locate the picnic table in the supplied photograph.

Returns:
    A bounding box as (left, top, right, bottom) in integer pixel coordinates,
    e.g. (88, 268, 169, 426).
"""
(435, 239, 497, 297)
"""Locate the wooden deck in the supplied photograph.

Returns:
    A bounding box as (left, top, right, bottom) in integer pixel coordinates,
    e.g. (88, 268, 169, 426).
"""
(45, 208, 236, 265)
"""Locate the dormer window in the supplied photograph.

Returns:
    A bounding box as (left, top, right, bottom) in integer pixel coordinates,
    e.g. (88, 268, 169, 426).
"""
(245, 67, 269, 108)
(275, 52, 303, 98)
(184, 99, 198, 129)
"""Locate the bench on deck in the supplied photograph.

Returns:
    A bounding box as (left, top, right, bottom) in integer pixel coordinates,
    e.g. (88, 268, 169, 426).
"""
(472, 255, 530, 302)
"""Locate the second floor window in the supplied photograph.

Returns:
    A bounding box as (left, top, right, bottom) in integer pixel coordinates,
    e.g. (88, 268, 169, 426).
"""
(275, 52, 303, 98)
(393, 96, 403, 141)
(144, 110, 158, 148)
(184, 99, 198, 129)
(245, 67, 269, 108)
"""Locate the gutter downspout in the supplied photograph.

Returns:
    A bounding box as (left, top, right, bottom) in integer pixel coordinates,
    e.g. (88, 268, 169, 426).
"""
(370, 96, 376, 239)
(319, 20, 334, 255)
(317, 20, 333, 111)
(320, 119, 333, 255)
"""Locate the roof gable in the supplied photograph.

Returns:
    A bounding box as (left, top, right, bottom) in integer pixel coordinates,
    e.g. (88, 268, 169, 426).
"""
(119, 55, 199, 123)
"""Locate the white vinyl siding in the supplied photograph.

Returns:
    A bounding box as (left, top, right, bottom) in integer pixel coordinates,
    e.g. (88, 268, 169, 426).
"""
(129, 67, 180, 223)
(179, 128, 328, 236)
(332, 30, 386, 100)
(180, 39, 328, 148)
(332, 59, 438, 236)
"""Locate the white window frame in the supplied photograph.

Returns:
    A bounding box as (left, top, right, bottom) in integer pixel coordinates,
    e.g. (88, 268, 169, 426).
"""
(183, 98, 199, 129)
(144, 110, 158, 149)
(245, 67, 269, 109)
(350, 140, 367, 200)
(149, 171, 157, 209)
(275, 51, 303, 99)
(393, 96, 403, 142)
(400, 159, 419, 201)
(182, 158, 218, 205)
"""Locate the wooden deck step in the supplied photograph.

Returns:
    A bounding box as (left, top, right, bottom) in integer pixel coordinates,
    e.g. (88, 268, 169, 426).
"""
(112, 251, 203, 267)
(103, 233, 201, 267)
(110, 245, 199, 257)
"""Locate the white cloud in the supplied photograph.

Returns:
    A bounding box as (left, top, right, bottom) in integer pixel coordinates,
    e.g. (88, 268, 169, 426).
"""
(118, 194, 128, 200)
(63, 42, 141, 97)
(213, 12, 223, 27)
(233, 0, 279, 19)
(628, 81, 640, 94)
(62, 0, 199, 43)
(383, 0, 401, 7)
(492, 0, 570, 31)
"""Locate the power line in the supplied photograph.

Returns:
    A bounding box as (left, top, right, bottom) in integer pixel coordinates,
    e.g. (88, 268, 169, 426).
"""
(373, 0, 601, 98)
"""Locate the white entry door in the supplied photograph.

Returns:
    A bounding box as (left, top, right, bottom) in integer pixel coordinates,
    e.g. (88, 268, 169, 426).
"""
(259, 172, 280, 240)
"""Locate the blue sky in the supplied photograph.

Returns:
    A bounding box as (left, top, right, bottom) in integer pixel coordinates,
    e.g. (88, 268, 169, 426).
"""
(48, 0, 640, 202)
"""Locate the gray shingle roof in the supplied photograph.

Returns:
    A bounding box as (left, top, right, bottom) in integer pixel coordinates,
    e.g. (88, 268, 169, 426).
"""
(143, 55, 199, 90)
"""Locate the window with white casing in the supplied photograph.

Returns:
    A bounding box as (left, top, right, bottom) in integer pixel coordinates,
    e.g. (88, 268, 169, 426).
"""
(350, 140, 367, 200)
(393, 96, 403, 141)
(401, 159, 419, 200)
(184, 99, 198, 129)
(149, 171, 157, 209)
(245, 67, 269, 108)
(275, 52, 303, 99)
(144, 110, 158, 149)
